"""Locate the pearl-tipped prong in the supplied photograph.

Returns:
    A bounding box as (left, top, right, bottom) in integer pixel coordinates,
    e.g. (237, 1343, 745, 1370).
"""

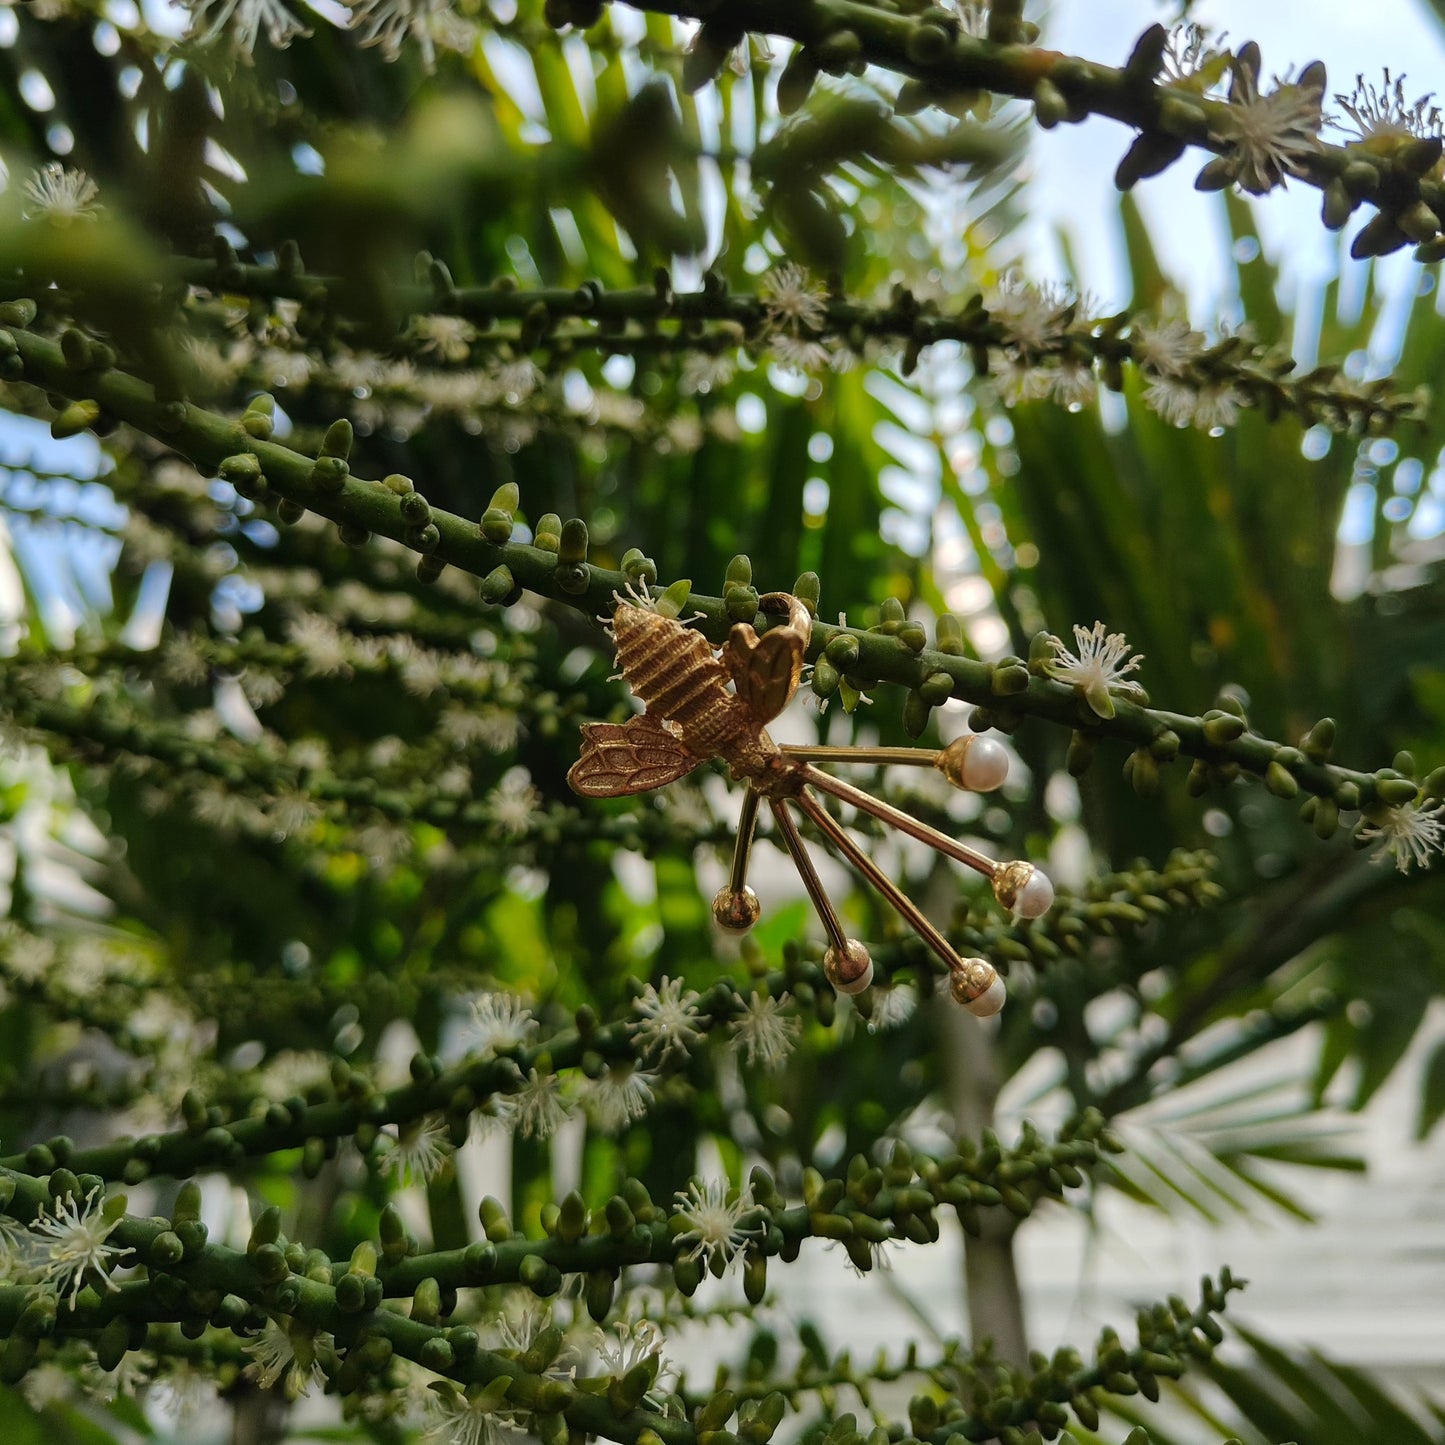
(935, 734, 1010, 793)
(991, 859, 1054, 919)
(712, 885, 761, 932)
(950, 957, 1005, 1017)
(823, 939, 874, 996)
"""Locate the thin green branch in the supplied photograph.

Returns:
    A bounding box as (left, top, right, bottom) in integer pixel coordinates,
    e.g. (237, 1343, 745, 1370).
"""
(4, 320, 1429, 836)
(594, 4, 1445, 262)
(26, 251, 1426, 435)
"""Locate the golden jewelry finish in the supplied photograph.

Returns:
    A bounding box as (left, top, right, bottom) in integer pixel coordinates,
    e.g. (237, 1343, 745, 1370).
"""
(567, 588, 1052, 1009)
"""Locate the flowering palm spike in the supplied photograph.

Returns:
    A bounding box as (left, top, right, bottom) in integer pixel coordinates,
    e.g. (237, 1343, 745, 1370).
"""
(568, 587, 1055, 1016)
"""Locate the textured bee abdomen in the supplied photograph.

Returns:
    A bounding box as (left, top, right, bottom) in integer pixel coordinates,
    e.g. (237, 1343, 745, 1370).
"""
(612, 604, 733, 727)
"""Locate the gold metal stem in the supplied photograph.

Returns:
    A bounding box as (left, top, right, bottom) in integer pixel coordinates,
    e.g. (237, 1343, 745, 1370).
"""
(728, 786, 762, 894)
(800, 764, 999, 880)
(795, 789, 964, 974)
(780, 745, 943, 768)
(770, 798, 851, 956)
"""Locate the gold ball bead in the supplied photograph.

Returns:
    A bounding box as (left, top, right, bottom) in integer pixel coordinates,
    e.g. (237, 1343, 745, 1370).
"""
(823, 939, 873, 995)
(712, 885, 761, 932)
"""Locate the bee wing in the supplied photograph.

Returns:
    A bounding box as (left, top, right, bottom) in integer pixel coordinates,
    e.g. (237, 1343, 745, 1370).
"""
(567, 714, 704, 798)
(726, 620, 805, 724)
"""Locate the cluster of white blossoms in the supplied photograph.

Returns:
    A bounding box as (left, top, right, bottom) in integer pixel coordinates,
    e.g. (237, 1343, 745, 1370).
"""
(169, 0, 477, 67)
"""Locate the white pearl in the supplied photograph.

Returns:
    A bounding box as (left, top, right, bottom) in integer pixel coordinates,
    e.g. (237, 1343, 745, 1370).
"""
(961, 736, 1009, 792)
(965, 976, 1007, 1018)
(1014, 867, 1055, 919)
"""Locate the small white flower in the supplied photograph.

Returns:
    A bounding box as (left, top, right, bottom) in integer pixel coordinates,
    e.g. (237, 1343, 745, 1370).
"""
(378, 1114, 454, 1186)
(148, 1359, 216, 1426)
(680, 351, 738, 395)
(20, 1361, 73, 1410)
(1162, 22, 1231, 87)
(761, 263, 829, 334)
(399, 644, 448, 697)
(1041, 621, 1145, 720)
(32, 1186, 134, 1308)
(0, 1213, 39, 1284)
(1212, 45, 1325, 194)
(985, 272, 1079, 358)
(348, 0, 462, 71)
(672, 1179, 761, 1272)
(289, 737, 331, 773)
(262, 792, 322, 838)
(631, 976, 706, 1060)
(583, 1061, 658, 1133)
(594, 1316, 668, 1377)
(355, 820, 413, 867)
(286, 614, 351, 676)
(80, 1348, 155, 1402)
(177, 0, 311, 56)
(489, 356, 544, 405)
(954, 2, 988, 40)
(993, 353, 1055, 407)
(191, 783, 266, 835)
(241, 669, 288, 708)
(21, 162, 101, 224)
(492, 1297, 581, 1378)
(1046, 356, 1097, 410)
(258, 1048, 332, 1100)
(242, 1315, 332, 1400)
(424, 1382, 525, 1445)
(727, 993, 800, 1071)
(1131, 314, 1205, 378)
(867, 983, 918, 1033)
(487, 771, 541, 837)
(769, 334, 833, 374)
(441, 704, 521, 751)
(409, 314, 477, 363)
(1142, 374, 1242, 432)
(468, 993, 537, 1053)
(4, 930, 56, 984)
(1357, 799, 1444, 873)
(1333, 70, 1442, 145)
(369, 734, 408, 769)
(508, 1067, 572, 1140)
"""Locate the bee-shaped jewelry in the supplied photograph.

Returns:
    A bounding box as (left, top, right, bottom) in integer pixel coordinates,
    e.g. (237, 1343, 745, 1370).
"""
(568, 586, 1053, 1014)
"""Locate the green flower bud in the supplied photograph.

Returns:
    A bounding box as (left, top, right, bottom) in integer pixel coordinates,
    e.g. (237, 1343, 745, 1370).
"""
(1032, 78, 1070, 128)
(777, 48, 820, 115)
(479, 1196, 513, 1241)
(620, 548, 658, 587)
(1265, 760, 1300, 798)
(51, 399, 101, 440)
(240, 393, 276, 439)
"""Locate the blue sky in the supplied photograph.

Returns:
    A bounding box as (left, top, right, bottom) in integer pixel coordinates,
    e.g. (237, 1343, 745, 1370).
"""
(1026, 0, 1445, 314)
